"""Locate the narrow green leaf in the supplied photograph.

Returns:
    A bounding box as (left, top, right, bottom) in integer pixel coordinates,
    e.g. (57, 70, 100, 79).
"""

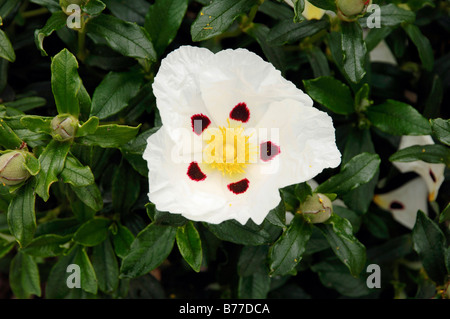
(51, 49, 81, 116)
(9, 251, 41, 298)
(316, 214, 366, 276)
(431, 118, 450, 146)
(77, 124, 141, 148)
(268, 214, 313, 276)
(176, 221, 203, 272)
(389, 144, 450, 165)
(359, 4, 415, 28)
(92, 237, 119, 293)
(306, 46, 331, 77)
(23, 154, 40, 176)
(60, 154, 95, 187)
(19, 115, 52, 134)
(7, 181, 36, 248)
(0, 119, 23, 149)
(403, 23, 434, 71)
(21, 234, 70, 257)
(366, 100, 432, 136)
(86, 13, 156, 61)
(439, 203, 450, 224)
(70, 183, 103, 212)
(316, 153, 380, 196)
(90, 71, 143, 120)
(112, 222, 135, 259)
(303, 76, 355, 115)
(412, 211, 447, 284)
(292, 0, 305, 23)
(73, 217, 111, 247)
(35, 140, 71, 202)
(267, 18, 329, 46)
(145, 0, 189, 56)
(120, 223, 177, 278)
(191, 0, 259, 42)
(341, 22, 367, 83)
(0, 29, 15, 62)
(75, 117, 99, 137)
(34, 11, 67, 56)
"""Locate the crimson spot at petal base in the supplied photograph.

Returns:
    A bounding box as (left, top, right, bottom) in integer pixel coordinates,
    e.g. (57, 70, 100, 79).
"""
(191, 114, 211, 135)
(227, 178, 250, 194)
(260, 141, 281, 162)
(187, 162, 207, 181)
(229, 103, 250, 123)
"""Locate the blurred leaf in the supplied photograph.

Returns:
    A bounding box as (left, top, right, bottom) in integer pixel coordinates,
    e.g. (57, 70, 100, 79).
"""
(120, 223, 177, 278)
(70, 199, 96, 222)
(238, 270, 271, 299)
(90, 71, 143, 120)
(29, 0, 60, 12)
(0, 238, 14, 258)
(9, 251, 41, 299)
(92, 237, 119, 293)
(402, 23, 434, 71)
(307, 0, 336, 11)
(0, 29, 15, 62)
(359, 4, 415, 28)
(34, 11, 67, 56)
(51, 49, 82, 116)
(389, 144, 450, 165)
(145, 0, 188, 56)
(316, 152, 380, 196)
(112, 160, 140, 213)
(87, 13, 156, 61)
(238, 245, 269, 277)
(412, 211, 447, 284)
(77, 124, 141, 148)
(82, 0, 106, 16)
(191, 0, 259, 42)
(316, 214, 366, 276)
(60, 154, 95, 187)
(3, 97, 47, 112)
(267, 18, 329, 46)
(7, 181, 36, 248)
(303, 76, 355, 115)
(431, 118, 450, 146)
(103, 0, 150, 24)
(439, 203, 450, 224)
(366, 100, 432, 136)
(70, 183, 103, 212)
(73, 217, 111, 247)
(113, 222, 135, 259)
(176, 221, 203, 272)
(21, 234, 70, 257)
(35, 140, 71, 202)
(306, 46, 330, 77)
(120, 127, 158, 176)
(340, 22, 367, 83)
(268, 214, 312, 276)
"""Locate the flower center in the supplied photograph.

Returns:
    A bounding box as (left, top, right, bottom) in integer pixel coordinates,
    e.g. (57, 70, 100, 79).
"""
(202, 121, 257, 177)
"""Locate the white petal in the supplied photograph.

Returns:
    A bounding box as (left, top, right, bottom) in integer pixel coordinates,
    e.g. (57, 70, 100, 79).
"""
(393, 135, 445, 201)
(373, 177, 428, 230)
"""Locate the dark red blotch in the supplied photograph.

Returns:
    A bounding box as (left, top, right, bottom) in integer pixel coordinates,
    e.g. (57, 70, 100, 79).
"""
(187, 162, 207, 181)
(229, 103, 250, 123)
(191, 114, 211, 135)
(227, 178, 250, 195)
(260, 141, 281, 162)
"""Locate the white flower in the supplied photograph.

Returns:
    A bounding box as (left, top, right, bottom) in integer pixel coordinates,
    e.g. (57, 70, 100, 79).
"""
(373, 177, 428, 230)
(392, 135, 445, 201)
(143, 46, 341, 225)
(284, 0, 326, 20)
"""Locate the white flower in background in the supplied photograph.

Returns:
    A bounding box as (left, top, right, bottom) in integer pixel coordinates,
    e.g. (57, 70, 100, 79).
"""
(284, 0, 326, 20)
(392, 135, 445, 201)
(143, 46, 341, 225)
(373, 177, 428, 229)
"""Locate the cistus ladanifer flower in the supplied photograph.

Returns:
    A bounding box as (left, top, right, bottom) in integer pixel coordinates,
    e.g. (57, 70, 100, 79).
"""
(143, 46, 341, 225)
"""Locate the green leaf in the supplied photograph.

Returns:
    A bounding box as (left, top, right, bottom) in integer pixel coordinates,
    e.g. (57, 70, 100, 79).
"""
(316, 214, 366, 276)
(21, 234, 70, 257)
(306, 46, 331, 77)
(145, 0, 189, 56)
(307, 0, 336, 11)
(205, 219, 280, 246)
(120, 223, 177, 278)
(389, 144, 450, 165)
(73, 217, 111, 247)
(23, 154, 40, 177)
(35, 140, 71, 202)
(292, 0, 305, 23)
(70, 183, 103, 212)
(364, 26, 393, 52)
(238, 245, 269, 277)
(176, 221, 203, 272)
(146, 203, 188, 227)
(9, 251, 41, 298)
(7, 181, 36, 248)
(267, 18, 329, 46)
(295, 182, 313, 203)
(268, 214, 313, 276)
(51, 49, 82, 116)
(70, 199, 96, 222)
(0, 238, 14, 258)
(265, 198, 286, 228)
(366, 100, 432, 136)
(238, 271, 271, 299)
(90, 71, 143, 120)
(439, 203, 450, 224)
(92, 237, 119, 293)
(75, 117, 99, 137)
(340, 22, 367, 83)
(0, 118, 23, 149)
(112, 222, 135, 259)
(111, 160, 140, 213)
(34, 11, 67, 56)
(412, 210, 447, 284)
(0, 29, 15, 62)
(60, 154, 95, 187)
(82, 0, 106, 16)
(120, 127, 158, 176)
(359, 4, 415, 28)
(102, 0, 150, 24)
(316, 152, 380, 196)
(303, 76, 355, 115)
(191, 0, 259, 42)
(19, 115, 52, 135)
(86, 13, 156, 61)
(402, 23, 434, 71)
(431, 118, 450, 146)
(77, 124, 141, 148)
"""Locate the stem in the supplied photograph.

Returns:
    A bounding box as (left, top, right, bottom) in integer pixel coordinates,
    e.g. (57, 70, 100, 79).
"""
(21, 7, 49, 19)
(77, 16, 88, 62)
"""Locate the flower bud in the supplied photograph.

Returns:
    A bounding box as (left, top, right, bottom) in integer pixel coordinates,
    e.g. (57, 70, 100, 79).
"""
(298, 193, 333, 223)
(51, 114, 78, 141)
(0, 151, 31, 186)
(60, 0, 87, 15)
(336, 0, 372, 21)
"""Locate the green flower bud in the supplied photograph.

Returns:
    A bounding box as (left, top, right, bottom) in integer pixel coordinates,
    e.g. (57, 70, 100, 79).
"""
(51, 114, 78, 141)
(298, 193, 333, 224)
(336, 0, 372, 21)
(0, 151, 31, 186)
(60, 0, 87, 15)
